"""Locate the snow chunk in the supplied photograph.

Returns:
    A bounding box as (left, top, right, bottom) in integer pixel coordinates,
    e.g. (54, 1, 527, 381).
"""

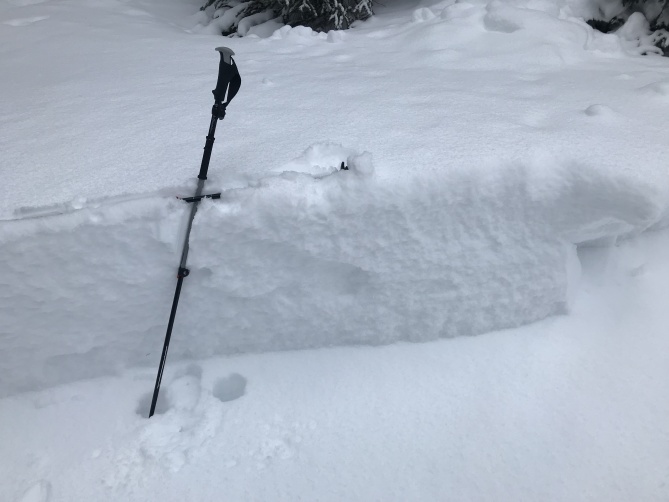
(270, 25, 328, 42)
(274, 142, 358, 177)
(616, 12, 651, 42)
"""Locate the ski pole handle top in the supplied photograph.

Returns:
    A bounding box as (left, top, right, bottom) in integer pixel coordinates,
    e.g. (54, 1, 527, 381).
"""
(213, 46, 241, 106)
(216, 46, 234, 64)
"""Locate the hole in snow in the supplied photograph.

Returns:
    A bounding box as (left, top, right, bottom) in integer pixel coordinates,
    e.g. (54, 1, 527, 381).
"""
(136, 391, 170, 418)
(213, 373, 247, 402)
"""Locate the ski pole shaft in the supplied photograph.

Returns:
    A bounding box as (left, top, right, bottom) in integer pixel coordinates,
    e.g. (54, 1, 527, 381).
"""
(199, 113, 220, 181)
(148, 47, 241, 418)
(148, 179, 204, 418)
(149, 272, 185, 416)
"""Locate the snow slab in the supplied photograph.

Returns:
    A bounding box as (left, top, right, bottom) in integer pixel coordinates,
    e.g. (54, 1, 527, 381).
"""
(2, 145, 666, 395)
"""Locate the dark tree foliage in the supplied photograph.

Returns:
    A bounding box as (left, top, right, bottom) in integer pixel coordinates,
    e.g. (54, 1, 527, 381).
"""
(203, 0, 373, 36)
(587, 0, 669, 54)
(624, 0, 669, 27)
(587, 0, 669, 29)
(585, 17, 625, 32)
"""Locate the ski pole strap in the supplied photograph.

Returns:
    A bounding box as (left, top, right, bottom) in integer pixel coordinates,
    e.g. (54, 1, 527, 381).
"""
(213, 47, 242, 105)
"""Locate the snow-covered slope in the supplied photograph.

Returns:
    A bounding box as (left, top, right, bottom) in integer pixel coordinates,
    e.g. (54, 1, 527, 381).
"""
(2, 0, 669, 498)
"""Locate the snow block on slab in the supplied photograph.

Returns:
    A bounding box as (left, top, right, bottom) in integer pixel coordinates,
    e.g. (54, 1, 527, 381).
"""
(0, 156, 665, 396)
(180, 169, 572, 356)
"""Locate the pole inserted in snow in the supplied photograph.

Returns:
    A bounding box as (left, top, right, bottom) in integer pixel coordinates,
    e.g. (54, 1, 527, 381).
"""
(148, 47, 241, 418)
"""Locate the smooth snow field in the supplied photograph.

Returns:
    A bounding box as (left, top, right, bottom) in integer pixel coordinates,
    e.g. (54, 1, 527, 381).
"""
(1, 0, 669, 499)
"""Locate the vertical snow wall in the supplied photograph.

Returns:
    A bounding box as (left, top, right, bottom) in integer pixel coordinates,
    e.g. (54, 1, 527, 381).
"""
(0, 159, 663, 396)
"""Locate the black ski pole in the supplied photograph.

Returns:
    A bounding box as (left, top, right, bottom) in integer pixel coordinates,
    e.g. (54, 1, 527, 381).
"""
(148, 47, 242, 418)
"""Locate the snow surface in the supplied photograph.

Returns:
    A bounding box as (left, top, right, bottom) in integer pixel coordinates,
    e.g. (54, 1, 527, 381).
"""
(2, 0, 669, 498)
(2, 230, 669, 501)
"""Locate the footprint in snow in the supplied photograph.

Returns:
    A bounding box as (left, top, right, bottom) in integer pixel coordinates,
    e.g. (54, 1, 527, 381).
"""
(135, 364, 203, 417)
(213, 373, 247, 402)
(584, 104, 616, 119)
(18, 481, 51, 502)
(3, 16, 49, 26)
(115, 364, 221, 478)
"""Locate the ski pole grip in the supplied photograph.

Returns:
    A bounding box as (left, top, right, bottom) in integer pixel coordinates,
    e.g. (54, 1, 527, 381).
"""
(213, 47, 242, 105)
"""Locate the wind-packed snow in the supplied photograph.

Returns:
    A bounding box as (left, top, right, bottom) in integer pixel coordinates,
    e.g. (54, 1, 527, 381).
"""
(2, 0, 669, 499)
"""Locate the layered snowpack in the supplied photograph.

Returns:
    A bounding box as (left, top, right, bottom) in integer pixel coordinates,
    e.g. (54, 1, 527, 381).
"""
(2, 146, 664, 396)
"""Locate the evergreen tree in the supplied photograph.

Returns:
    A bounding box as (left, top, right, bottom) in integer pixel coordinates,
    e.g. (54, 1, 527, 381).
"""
(587, 0, 669, 54)
(589, 0, 669, 30)
(621, 0, 669, 27)
(203, 0, 373, 36)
